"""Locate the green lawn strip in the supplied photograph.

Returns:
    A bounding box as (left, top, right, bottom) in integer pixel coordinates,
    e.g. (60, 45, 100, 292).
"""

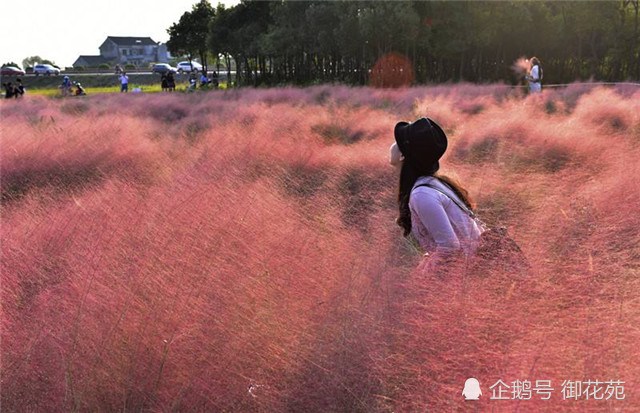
(27, 82, 229, 97)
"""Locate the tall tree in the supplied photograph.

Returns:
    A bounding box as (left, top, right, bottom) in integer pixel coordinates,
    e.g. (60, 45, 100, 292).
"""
(622, 0, 640, 79)
(231, 1, 272, 86)
(167, 0, 215, 70)
(22, 56, 56, 69)
(305, 2, 341, 80)
(208, 4, 235, 84)
(207, 1, 271, 86)
(264, 1, 311, 83)
(180, 0, 640, 86)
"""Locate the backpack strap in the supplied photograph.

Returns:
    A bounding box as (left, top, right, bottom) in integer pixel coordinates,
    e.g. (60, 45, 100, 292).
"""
(413, 182, 477, 219)
(413, 182, 489, 232)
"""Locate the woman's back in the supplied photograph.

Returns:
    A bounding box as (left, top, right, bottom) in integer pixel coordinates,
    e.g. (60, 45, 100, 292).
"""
(409, 176, 482, 255)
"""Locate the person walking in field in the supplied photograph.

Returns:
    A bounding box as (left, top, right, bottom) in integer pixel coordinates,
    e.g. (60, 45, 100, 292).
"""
(119, 72, 129, 93)
(390, 117, 483, 258)
(526, 57, 543, 93)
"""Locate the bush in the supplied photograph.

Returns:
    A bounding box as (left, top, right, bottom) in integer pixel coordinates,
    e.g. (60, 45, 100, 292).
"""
(98, 63, 111, 69)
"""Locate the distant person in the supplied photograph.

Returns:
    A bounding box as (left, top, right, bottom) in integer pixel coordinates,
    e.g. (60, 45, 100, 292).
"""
(166, 71, 175, 91)
(60, 76, 73, 97)
(161, 73, 168, 92)
(15, 78, 25, 97)
(200, 70, 211, 87)
(187, 77, 197, 93)
(3, 82, 16, 99)
(119, 72, 129, 93)
(390, 117, 483, 257)
(115, 64, 122, 75)
(211, 71, 219, 88)
(74, 82, 86, 96)
(526, 57, 543, 93)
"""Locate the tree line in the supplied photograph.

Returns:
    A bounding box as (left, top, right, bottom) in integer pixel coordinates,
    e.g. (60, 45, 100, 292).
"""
(167, 0, 640, 87)
(1, 57, 59, 70)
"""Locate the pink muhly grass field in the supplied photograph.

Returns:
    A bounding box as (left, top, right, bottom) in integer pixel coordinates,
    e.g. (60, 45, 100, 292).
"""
(1, 84, 639, 412)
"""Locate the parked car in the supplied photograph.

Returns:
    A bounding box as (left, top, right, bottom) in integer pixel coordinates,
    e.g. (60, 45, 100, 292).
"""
(152, 63, 178, 74)
(1, 66, 25, 76)
(177, 61, 203, 73)
(33, 64, 60, 76)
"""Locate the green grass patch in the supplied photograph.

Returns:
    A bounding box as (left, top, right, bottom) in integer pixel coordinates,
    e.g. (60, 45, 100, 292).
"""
(27, 81, 230, 97)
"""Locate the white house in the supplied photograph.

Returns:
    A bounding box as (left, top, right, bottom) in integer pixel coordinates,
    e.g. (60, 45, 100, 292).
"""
(73, 36, 168, 68)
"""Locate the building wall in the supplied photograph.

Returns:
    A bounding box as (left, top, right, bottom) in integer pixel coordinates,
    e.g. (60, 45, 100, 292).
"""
(119, 46, 157, 65)
(95, 38, 168, 67)
(157, 44, 168, 63)
(100, 40, 119, 59)
(73, 58, 90, 67)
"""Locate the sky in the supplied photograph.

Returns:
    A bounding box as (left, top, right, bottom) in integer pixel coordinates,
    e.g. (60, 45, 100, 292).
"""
(0, 0, 239, 68)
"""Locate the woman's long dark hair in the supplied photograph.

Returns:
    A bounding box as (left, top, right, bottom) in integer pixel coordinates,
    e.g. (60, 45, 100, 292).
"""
(397, 161, 475, 237)
(531, 57, 542, 77)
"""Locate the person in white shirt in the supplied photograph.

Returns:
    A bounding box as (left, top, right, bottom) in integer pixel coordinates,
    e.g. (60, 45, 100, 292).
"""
(119, 72, 129, 93)
(390, 117, 483, 257)
(526, 57, 542, 93)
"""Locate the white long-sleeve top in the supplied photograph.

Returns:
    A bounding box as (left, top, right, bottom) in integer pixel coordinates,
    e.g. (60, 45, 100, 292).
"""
(528, 65, 542, 92)
(409, 176, 483, 255)
(529, 65, 540, 82)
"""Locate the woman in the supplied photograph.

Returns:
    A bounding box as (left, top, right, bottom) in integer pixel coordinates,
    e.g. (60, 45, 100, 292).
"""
(390, 117, 483, 257)
(526, 57, 543, 93)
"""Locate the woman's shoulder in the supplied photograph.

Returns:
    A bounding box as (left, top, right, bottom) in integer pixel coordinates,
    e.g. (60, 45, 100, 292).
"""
(410, 177, 448, 203)
(411, 176, 464, 206)
(411, 176, 447, 194)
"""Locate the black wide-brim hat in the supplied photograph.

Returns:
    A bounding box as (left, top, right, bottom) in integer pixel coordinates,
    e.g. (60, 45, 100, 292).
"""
(394, 117, 448, 170)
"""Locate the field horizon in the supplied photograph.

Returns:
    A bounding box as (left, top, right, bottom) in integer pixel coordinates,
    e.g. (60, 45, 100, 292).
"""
(1, 83, 639, 412)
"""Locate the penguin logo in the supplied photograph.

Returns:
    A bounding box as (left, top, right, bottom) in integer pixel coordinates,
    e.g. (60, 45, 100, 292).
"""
(462, 378, 482, 400)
